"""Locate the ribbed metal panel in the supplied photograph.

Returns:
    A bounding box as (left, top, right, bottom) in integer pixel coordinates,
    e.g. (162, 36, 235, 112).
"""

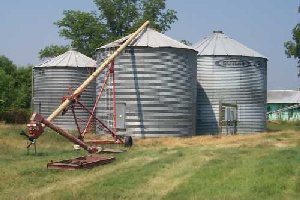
(33, 67, 96, 130)
(96, 47, 197, 137)
(196, 56, 267, 134)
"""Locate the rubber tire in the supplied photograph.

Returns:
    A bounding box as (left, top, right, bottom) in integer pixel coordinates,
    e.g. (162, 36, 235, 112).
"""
(124, 136, 133, 147)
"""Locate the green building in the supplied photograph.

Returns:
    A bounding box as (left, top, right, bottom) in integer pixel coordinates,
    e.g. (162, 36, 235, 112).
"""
(267, 90, 300, 121)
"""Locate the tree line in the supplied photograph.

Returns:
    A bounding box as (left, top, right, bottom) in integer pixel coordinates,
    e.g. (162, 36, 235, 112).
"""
(0, 55, 32, 123)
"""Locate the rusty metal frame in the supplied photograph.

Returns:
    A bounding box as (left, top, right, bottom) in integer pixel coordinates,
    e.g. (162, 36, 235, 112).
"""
(47, 155, 115, 170)
(63, 61, 124, 145)
(25, 113, 117, 169)
(81, 64, 112, 138)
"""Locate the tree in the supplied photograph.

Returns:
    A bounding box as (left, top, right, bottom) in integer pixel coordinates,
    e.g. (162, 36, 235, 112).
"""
(13, 66, 32, 109)
(39, 45, 69, 60)
(138, 0, 177, 33)
(180, 40, 192, 46)
(0, 55, 17, 75)
(0, 69, 14, 110)
(54, 10, 108, 57)
(0, 55, 32, 123)
(40, 0, 177, 58)
(0, 55, 32, 110)
(284, 6, 300, 74)
(0, 55, 16, 110)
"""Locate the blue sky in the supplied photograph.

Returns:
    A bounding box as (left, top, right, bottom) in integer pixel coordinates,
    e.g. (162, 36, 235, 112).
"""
(0, 0, 299, 89)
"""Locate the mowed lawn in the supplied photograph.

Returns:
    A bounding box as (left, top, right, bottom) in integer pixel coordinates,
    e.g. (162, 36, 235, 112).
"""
(0, 122, 300, 200)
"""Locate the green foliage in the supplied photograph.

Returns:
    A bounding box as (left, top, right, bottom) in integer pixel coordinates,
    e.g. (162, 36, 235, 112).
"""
(138, 0, 177, 33)
(284, 24, 300, 59)
(0, 69, 14, 110)
(38, 45, 69, 60)
(0, 56, 17, 110)
(13, 66, 32, 109)
(284, 6, 300, 69)
(94, 0, 139, 37)
(0, 55, 32, 123)
(0, 55, 17, 74)
(41, 0, 177, 58)
(54, 11, 107, 57)
(180, 39, 192, 46)
(93, 0, 177, 36)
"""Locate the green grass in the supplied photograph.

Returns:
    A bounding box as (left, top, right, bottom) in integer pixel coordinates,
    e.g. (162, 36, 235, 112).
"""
(267, 121, 300, 132)
(0, 123, 300, 199)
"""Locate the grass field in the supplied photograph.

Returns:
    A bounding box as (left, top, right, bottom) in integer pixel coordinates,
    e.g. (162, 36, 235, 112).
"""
(0, 122, 300, 200)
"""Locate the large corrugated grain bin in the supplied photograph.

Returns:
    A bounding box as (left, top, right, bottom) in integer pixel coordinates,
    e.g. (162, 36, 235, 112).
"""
(95, 28, 197, 137)
(33, 50, 96, 130)
(193, 31, 267, 134)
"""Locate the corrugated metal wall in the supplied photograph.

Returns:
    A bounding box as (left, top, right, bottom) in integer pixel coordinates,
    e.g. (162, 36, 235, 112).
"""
(33, 67, 96, 130)
(196, 56, 267, 134)
(96, 47, 197, 137)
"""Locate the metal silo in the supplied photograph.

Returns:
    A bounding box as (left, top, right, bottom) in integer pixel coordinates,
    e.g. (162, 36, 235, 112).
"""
(95, 28, 197, 137)
(33, 49, 96, 130)
(193, 31, 267, 134)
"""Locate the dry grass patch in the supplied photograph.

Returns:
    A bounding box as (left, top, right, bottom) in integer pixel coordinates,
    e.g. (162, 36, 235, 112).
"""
(135, 131, 299, 149)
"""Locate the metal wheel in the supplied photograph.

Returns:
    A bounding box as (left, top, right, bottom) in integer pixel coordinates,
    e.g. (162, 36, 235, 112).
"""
(124, 136, 133, 147)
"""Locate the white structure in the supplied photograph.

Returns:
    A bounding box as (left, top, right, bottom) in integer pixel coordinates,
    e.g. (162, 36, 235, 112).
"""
(267, 90, 300, 121)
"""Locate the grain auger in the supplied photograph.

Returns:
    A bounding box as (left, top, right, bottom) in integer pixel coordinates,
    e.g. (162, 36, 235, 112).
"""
(20, 21, 150, 169)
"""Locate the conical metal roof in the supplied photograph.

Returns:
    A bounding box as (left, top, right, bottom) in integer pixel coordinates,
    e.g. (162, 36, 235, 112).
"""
(98, 28, 195, 50)
(36, 49, 96, 68)
(193, 31, 266, 58)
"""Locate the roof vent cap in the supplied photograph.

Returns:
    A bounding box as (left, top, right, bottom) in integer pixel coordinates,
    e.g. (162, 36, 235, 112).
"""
(213, 30, 223, 34)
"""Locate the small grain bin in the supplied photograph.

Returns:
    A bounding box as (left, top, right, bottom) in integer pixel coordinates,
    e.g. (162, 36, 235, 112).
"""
(33, 49, 96, 130)
(95, 28, 197, 137)
(193, 31, 267, 134)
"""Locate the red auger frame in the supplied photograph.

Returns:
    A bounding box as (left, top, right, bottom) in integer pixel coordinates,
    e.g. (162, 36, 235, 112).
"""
(61, 61, 129, 146)
(23, 61, 133, 152)
(25, 113, 100, 153)
(21, 61, 131, 169)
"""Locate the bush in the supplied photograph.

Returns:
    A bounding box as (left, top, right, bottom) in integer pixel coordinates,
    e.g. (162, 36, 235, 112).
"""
(0, 56, 32, 124)
(0, 108, 31, 124)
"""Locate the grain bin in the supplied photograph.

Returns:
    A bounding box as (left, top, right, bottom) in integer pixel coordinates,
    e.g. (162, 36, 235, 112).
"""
(95, 28, 197, 137)
(33, 49, 96, 130)
(193, 31, 267, 134)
